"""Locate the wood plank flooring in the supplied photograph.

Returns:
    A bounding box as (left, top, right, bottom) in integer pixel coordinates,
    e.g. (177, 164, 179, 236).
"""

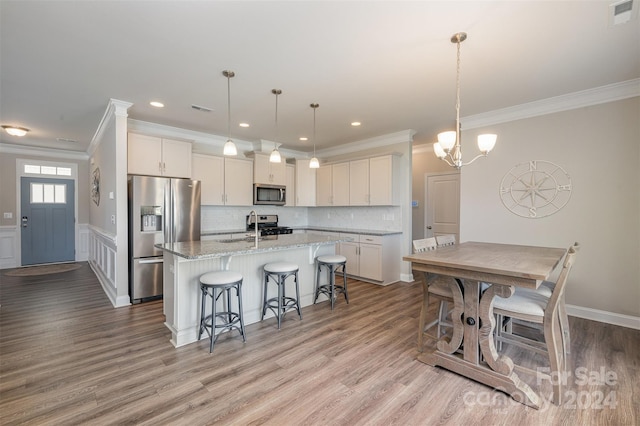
(1, 262, 638, 425)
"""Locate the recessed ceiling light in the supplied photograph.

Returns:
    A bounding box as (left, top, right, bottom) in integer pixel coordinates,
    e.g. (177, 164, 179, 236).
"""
(351, 122, 361, 127)
(150, 101, 164, 108)
(2, 125, 29, 136)
(239, 123, 250, 128)
(299, 137, 308, 141)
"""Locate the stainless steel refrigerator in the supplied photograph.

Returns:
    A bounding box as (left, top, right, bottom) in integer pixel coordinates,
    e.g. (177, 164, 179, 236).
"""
(128, 175, 201, 303)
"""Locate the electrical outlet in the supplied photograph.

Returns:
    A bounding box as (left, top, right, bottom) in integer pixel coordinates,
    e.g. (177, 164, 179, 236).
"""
(3, 212, 12, 219)
(111, 215, 116, 224)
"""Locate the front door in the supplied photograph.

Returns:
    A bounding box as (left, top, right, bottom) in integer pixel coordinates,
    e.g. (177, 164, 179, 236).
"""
(425, 173, 460, 241)
(20, 177, 75, 265)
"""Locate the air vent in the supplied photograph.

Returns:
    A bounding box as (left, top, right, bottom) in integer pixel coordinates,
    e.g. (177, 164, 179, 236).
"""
(610, 0, 636, 25)
(56, 137, 78, 143)
(191, 104, 212, 112)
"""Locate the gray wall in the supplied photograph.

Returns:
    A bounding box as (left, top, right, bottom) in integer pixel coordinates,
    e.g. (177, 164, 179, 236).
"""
(460, 96, 639, 318)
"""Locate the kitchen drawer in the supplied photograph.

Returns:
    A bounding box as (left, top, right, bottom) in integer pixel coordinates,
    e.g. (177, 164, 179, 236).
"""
(359, 234, 382, 245)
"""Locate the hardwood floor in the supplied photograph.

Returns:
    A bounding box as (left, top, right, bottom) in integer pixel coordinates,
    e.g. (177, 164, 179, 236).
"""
(1, 262, 638, 425)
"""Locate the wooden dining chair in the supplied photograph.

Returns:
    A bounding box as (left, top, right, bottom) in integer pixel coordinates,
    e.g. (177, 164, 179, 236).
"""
(435, 234, 456, 247)
(493, 242, 580, 405)
(412, 237, 454, 340)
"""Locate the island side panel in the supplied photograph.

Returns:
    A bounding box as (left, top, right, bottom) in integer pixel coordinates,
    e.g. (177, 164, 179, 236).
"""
(165, 242, 336, 348)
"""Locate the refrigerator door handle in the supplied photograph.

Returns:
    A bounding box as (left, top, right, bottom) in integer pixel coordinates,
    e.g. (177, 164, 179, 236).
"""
(138, 258, 164, 264)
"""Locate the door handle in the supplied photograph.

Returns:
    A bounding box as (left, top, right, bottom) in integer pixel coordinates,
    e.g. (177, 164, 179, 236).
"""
(426, 226, 432, 230)
(138, 258, 164, 264)
(22, 216, 28, 228)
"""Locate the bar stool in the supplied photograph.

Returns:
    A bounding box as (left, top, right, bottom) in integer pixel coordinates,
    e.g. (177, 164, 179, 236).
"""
(198, 270, 246, 353)
(262, 262, 302, 329)
(314, 255, 348, 310)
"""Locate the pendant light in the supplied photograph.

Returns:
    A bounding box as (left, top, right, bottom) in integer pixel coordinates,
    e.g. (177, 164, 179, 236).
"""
(433, 32, 497, 169)
(222, 70, 238, 156)
(270, 89, 282, 163)
(309, 103, 320, 169)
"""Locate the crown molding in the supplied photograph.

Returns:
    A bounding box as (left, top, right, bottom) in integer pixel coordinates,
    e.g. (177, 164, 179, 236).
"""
(87, 99, 132, 157)
(463, 78, 640, 129)
(316, 129, 416, 158)
(0, 142, 89, 160)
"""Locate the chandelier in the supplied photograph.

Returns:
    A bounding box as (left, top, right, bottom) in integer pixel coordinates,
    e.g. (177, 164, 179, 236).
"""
(433, 32, 497, 169)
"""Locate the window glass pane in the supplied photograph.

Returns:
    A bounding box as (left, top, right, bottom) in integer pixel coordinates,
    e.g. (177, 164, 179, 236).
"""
(24, 165, 40, 174)
(57, 167, 72, 176)
(54, 185, 66, 203)
(41, 166, 57, 175)
(43, 184, 55, 202)
(31, 184, 43, 203)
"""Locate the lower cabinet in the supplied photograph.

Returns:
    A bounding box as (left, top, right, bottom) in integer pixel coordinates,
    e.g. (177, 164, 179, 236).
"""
(338, 233, 400, 285)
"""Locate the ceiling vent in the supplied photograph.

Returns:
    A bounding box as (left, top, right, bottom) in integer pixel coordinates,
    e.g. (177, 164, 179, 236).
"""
(191, 104, 212, 112)
(609, 0, 636, 26)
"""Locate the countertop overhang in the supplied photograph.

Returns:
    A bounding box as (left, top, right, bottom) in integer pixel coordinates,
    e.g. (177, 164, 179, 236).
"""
(156, 232, 349, 260)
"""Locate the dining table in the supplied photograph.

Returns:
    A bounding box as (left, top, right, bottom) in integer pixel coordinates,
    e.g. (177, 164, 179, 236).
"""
(403, 241, 567, 409)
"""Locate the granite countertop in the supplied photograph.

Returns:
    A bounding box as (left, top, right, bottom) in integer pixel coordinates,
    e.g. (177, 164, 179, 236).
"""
(156, 233, 350, 260)
(201, 227, 401, 237)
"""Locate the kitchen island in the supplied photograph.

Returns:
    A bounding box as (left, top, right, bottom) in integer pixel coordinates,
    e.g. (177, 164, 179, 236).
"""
(156, 233, 348, 347)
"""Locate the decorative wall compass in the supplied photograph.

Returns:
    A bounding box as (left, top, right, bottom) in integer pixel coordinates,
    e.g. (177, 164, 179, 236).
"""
(500, 160, 572, 218)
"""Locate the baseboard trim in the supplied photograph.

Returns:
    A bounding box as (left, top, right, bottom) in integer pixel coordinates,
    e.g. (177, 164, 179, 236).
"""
(566, 304, 640, 330)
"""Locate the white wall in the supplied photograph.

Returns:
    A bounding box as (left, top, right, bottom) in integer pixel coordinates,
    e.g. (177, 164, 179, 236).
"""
(460, 96, 639, 323)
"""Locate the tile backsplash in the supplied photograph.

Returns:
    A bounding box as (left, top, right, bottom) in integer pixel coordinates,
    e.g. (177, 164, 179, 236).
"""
(201, 205, 402, 233)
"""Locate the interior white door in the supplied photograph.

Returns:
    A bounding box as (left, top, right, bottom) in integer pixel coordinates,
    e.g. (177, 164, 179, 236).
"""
(425, 173, 460, 241)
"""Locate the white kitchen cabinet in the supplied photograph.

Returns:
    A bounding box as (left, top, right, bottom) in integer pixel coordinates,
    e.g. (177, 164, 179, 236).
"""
(285, 164, 295, 206)
(348, 155, 397, 206)
(369, 155, 396, 205)
(349, 158, 370, 206)
(338, 233, 401, 285)
(294, 159, 316, 206)
(316, 165, 332, 206)
(339, 233, 360, 275)
(251, 152, 286, 185)
(191, 154, 253, 206)
(128, 133, 192, 178)
(316, 162, 349, 206)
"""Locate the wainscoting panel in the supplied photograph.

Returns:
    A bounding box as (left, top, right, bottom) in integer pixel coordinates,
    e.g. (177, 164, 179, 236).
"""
(0, 226, 18, 269)
(87, 225, 118, 306)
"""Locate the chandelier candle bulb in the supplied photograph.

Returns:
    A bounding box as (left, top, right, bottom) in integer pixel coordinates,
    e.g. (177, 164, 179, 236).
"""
(477, 134, 497, 154)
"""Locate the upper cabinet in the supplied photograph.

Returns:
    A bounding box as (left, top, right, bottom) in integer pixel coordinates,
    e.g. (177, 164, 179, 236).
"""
(128, 133, 192, 178)
(316, 162, 350, 206)
(294, 159, 316, 206)
(285, 164, 295, 207)
(192, 154, 253, 206)
(318, 155, 398, 207)
(251, 152, 286, 185)
(350, 155, 397, 206)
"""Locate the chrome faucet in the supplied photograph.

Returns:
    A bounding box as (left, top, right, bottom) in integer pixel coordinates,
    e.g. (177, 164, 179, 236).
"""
(248, 210, 259, 248)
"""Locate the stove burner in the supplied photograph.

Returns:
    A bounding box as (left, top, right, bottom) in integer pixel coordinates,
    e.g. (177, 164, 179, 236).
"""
(260, 227, 293, 236)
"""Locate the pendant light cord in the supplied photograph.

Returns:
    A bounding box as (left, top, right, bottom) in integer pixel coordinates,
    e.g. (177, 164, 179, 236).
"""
(227, 74, 231, 139)
(455, 36, 462, 147)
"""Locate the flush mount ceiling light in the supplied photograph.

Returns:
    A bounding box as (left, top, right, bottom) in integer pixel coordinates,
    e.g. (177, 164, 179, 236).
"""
(309, 103, 320, 169)
(351, 122, 361, 127)
(433, 32, 497, 169)
(270, 89, 282, 163)
(222, 70, 238, 156)
(2, 125, 29, 137)
(149, 101, 164, 108)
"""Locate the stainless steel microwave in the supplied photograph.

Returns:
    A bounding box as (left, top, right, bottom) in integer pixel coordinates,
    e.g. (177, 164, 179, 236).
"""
(253, 183, 286, 205)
